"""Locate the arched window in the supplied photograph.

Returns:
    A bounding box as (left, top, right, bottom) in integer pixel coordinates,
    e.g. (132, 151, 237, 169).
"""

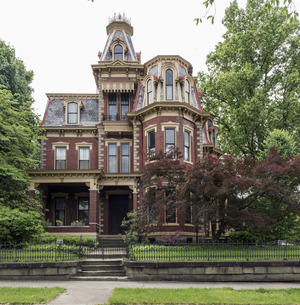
(165, 69, 173, 100)
(208, 119, 213, 128)
(185, 79, 190, 103)
(114, 45, 123, 60)
(147, 79, 153, 104)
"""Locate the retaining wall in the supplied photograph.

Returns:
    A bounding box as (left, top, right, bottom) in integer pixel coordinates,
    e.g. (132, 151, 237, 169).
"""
(124, 260, 300, 282)
(0, 261, 79, 280)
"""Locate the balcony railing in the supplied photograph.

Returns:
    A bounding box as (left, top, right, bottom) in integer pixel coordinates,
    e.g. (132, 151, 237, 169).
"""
(103, 114, 127, 121)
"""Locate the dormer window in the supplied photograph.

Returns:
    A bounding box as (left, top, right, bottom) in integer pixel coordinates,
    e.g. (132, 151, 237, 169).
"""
(185, 79, 190, 103)
(165, 69, 173, 100)
(147, 79, 153, 104)
(114, 44, 123, 60)
(68, 102, 78, 124)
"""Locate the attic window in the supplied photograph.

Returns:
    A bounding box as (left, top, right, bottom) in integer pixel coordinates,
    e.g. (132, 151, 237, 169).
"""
(68, 102, 78, 124)
(114, 44, 123, 60)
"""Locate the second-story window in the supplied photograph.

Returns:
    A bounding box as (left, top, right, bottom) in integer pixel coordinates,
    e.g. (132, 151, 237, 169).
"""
(212, 129, 216, 145)
(79, 147, 89, 169)
(108, 143, 117, 173)
(121, 93, 129, 121)
(185, 79, 190, 103)
(147, 79, 153, 104)
(184, 131, 190, 161)
(55, 147, 66, 169)
(165, 69, 173, 100)
(108, 93, 117, 121)
(148, 130, 155, 158)
(121, 143, 130, 173)
(114, 44, 123, 60)
(165, 128, 175, 158)
(68, 102, 78, 124)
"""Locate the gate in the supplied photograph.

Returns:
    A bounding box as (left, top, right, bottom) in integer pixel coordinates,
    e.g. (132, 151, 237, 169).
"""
(82, 238, 128, 259)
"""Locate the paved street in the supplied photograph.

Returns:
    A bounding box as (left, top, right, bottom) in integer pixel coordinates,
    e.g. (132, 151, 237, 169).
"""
(1, 280, 300, 305)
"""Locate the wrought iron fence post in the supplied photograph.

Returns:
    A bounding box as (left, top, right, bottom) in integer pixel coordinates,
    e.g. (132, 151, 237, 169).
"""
(78, 235, 83, 259)
(101, 238, 104, 259)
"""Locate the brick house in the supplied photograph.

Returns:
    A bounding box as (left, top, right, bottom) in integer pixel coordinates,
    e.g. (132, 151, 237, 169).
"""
(28, 14, 221, 239)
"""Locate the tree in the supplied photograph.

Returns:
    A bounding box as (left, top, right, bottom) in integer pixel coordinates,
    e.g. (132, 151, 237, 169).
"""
(195, 0, 298, 24)
(184, 150, 300, 241)
(198, 0, 300, 158)
(0, 40, 43, 243)
(258, 129, 298, 160)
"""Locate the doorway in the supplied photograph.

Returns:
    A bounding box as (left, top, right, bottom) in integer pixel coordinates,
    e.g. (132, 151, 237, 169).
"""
(109, 195, 129, 235)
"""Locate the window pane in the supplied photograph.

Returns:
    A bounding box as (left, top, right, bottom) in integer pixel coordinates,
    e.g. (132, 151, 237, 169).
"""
(166, 86, 173, 100)
(185, 79, 190, 103)
(108, 143, 117, 155)
(147, 79, 153, 104)
(78, 197, 89, 224)
(166, 69, 173, 85)
(148, 131, 155, 149)
(55, 197, 65, 225)
(68, 102, 78, 124)
(79, 147, 89, 160)
(184, 131, 189, 147)
(121, 144, 129, 173)
(114, 45, 123, 60)
(56, 147, 66, 160)
(165, 129, 175, 144)
(108, 144, 117, 173)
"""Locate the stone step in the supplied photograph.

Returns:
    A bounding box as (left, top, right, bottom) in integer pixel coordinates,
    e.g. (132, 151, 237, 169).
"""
(77, 270, 126, 276)
(81, 260, 123, 266)
(70, 275, 129, 281)
(81, 265, 123, 271)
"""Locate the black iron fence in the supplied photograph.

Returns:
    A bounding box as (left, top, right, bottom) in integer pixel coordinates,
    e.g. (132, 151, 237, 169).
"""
(127, 240, 300, 261)
(1, 239, 300, 262)
(0, 238, 128, 262)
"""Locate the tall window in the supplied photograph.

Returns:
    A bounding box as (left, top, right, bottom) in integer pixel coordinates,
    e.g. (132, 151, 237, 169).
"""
(164, 187, 176, 223)
(185, 203, 192, 224)
(184, 131, 190, 161)
(68, 102, 78, 124)
(165, 69, 173, 100)
(212, 129, 216, 145)
(79, 147, 89, 169)
(165, 128, 175, 158)
(55, 147, 66, 169)
(148, 130, 155, 158)
(108, 143, 117, 173)
(185, 79, 190, 103)
(121, 93, 129, 121)
(55, 197, 66, 226)
(121, 143, 130, 173)
(147, 79, 153, 104)
(114, 44, 123, 60)
(108, 93, 117, 121)
(78, 197, 89, 224)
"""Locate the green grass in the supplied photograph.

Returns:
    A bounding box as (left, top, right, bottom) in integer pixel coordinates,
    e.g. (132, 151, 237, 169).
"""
(0, 286, 66, 304)
(107, 287, 300, 304)
(128, 244, 300, 261)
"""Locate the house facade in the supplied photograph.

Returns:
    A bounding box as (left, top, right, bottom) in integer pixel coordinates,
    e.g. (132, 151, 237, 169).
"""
(28, 14, 221, 240)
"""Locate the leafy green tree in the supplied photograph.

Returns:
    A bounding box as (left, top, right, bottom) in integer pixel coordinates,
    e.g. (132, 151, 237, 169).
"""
(195, 0, 298, 24)
(259, 129, 298, 160)
(198, 0, 300, 158)
(0, 40, 43, 243)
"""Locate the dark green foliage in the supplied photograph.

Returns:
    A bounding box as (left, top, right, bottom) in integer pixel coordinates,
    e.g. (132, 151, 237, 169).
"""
(198, 0, 300, 158)
(0, 40, 43, 243)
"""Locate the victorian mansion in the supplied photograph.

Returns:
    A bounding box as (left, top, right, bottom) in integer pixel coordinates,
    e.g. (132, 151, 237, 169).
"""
(28, 14, 221, 240)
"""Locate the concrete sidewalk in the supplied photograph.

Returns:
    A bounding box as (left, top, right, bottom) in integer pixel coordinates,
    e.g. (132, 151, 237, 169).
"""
(1, 280, 300, 305)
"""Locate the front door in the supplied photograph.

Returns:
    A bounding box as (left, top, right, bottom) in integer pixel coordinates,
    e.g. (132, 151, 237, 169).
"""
(109, 195, 129, 235)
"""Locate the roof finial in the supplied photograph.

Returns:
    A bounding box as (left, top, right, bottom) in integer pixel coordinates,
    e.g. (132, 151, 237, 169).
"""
(108, 13, 131, 25)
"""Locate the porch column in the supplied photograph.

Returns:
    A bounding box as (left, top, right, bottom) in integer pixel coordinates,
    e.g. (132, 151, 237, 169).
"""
(89, 189, 99, 233)
(132, 192, 138, 210)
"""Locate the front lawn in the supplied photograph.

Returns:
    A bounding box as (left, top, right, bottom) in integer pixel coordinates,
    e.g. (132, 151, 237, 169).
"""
(0, 287, 66, 304)
(107, 287, 300, 304)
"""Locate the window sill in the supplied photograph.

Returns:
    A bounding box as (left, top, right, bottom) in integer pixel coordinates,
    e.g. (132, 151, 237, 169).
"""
(183, 160, 193, 165)
(163, 223, 180, 226)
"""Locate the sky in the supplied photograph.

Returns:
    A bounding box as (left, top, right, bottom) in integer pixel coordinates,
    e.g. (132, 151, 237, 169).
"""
(0, 0, 247, 118)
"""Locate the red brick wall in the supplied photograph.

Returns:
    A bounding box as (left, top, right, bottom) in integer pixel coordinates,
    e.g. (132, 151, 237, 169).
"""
(44, 137, 98, 170)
